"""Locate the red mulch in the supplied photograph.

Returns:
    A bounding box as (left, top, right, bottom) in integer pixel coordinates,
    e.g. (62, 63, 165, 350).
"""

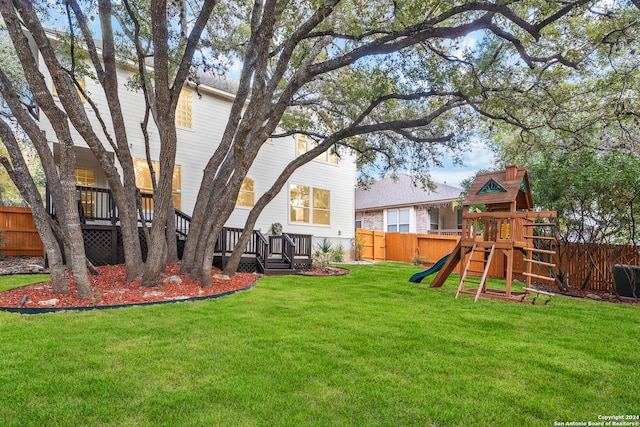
(0, 263, 258, 310)
(552, 286, 640, 306)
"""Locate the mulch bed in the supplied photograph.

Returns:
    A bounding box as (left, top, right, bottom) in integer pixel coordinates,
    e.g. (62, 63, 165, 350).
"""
(0, 263, 258, 310)
(551, 286, 640, 306)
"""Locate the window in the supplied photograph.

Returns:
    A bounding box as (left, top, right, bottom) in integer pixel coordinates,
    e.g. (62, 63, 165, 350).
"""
(290, 184, 310, 223)
(53, 78, 86, 103)
(290, 185, 331, 225)
(75, 168, 95, 187)
(296, 134, 338, 164)
(457, 208, 463, 229)
(133, 158, 181, 210)
(175, 89, 193, 128)
(355, 212, 363, 229)
(75, 168, 95, 217)
(297, 134, 309, 155)
(429, 208, 439, 230)
(236, 178, 254, 207)
(313, 188, 330, 225)
(387, 208, 410, 232)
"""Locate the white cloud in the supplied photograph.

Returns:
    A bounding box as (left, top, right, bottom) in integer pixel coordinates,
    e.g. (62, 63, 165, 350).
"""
(429, 139, 496, 187)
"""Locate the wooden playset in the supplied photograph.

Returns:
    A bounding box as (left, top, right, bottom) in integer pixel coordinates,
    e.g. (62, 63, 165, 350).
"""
(430, 165, 557, 303)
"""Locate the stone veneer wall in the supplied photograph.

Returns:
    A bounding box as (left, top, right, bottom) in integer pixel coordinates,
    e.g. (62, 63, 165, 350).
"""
(359, 210, 384, 231)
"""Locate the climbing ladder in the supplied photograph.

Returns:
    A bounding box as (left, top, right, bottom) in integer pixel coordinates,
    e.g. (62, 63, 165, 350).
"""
(522, 221, 557, 302)
(456, 243, 496, 302)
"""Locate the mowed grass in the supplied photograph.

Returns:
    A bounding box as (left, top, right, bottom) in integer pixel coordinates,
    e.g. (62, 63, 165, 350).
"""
(0, 262, 638, 426)
(0, 274, 50, 293)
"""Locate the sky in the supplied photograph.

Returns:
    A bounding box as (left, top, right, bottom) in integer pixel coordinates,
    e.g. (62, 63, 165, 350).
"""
(40, 7, 494, 190)
(428, 138, 496, 189)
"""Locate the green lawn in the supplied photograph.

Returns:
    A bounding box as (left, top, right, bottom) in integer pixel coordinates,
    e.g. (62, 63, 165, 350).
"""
(1, 263, 638, 426)
(0, 274, 50, 293)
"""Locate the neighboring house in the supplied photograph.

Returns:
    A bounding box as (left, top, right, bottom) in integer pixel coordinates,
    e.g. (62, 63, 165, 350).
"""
(34, 31, 356, 262)
(355, 174, 463, 234)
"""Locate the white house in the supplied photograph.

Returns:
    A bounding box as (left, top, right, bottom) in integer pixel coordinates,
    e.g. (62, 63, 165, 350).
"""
(35, 31, 357, 262)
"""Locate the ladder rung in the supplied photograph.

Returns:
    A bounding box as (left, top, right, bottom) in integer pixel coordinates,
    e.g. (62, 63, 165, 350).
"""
(524, 247, 555, 255)
(524, 235, 555, 240)
(523, 272, 556, 282)
(524, 287, 554, 296)
(467, 269, 485, 274)
(524, 259, 556, 268)
(471, 248, 492, 253)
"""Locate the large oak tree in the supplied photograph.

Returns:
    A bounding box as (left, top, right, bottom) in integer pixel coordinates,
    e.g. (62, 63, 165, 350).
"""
(2, 0, 632, 293)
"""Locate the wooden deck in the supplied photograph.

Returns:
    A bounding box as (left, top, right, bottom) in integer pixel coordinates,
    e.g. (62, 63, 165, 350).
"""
(46, 186, 313, 274)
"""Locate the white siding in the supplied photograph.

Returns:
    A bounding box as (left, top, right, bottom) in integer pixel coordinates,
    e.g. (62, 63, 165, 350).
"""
(225, 135, 357, 247)
(38, 51, 356, 253)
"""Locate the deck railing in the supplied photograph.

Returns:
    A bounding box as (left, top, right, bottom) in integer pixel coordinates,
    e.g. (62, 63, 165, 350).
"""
(255, 231, 270, 271)
(46, 185, 118, 224)
(216, 227, 259, 255)
(425, 229, 463, 236)
(286, 233, 313, 258)
(282, 233, 295, 266)
(46, 185, 313, 271)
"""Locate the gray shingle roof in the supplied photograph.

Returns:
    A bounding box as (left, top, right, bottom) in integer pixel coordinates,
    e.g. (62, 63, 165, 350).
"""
(43, 29, 240, 97)
(355, 174, 462, 210)
(196, 72, 239, 96)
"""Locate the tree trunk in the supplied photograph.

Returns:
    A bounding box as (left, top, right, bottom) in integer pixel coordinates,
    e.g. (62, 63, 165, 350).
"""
(198, 176, 246, 286)
(166, 197, 178, 263)
(0, 127, 69, 294)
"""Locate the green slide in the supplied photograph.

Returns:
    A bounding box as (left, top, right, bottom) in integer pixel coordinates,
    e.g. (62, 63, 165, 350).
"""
(409, 253, 451, 283)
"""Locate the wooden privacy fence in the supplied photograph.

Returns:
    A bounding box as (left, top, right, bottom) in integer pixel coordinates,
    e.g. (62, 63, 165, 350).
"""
(0, 206, 44, 257)
(555, 242, 640, 291)
(355, 228, 386, 261)
(385, 232, 503, 276)
(356, 228, 640, 292)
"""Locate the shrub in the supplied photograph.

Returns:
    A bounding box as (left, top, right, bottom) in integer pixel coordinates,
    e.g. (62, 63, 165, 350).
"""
(312, 238, 344, 269)
(332, 244, 345, 262)
(412, 254, 429, 266)
(353, 233, 366, 261)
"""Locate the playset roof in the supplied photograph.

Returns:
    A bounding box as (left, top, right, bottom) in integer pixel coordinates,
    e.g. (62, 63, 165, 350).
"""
(463, 165, 533, 211)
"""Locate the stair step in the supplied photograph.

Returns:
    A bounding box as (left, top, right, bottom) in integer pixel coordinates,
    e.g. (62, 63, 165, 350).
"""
(266, 262, 292, 269)
(262, 268, 297, 276)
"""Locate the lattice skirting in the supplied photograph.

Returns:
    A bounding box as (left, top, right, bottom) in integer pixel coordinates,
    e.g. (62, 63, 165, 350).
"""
(214, 255, 258, 273)
(71, 225, 181, 266)
(74, 225, 304, 274)
(293, 261, 312, 271)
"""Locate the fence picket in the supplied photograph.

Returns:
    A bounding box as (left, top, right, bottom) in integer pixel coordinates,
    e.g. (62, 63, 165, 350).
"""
(355, 228, 639, 292)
